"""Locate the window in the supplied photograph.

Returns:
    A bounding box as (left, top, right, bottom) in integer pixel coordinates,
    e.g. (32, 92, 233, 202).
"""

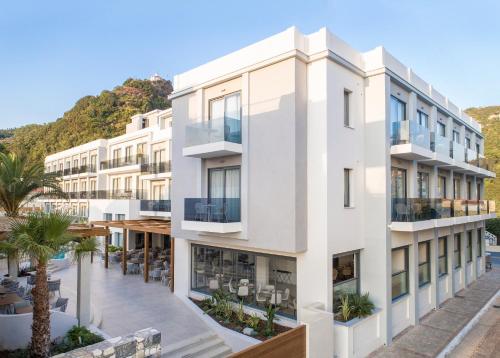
(90, 155, 97, 171)
(113, 232, 123, 247)
(391, 167, 407, 199)
(103, 213, 112, 221)
(476, 143, 480, 154)
(141, 117, 148, 129)
(208, 166, 241, 222)
(124, 177, 132, 192)
(418, 241, 431, 286)
(125, 146, 133, 162)
(392, 247, 409, 300)
(137, 143, 146, 157)
(466, 231, 473, 263)
(454, 234, 461, 269)
(344, 90, 351, 127)
(72, 182, 78, 193)
(112, 178, 120, 192)
(344, 169, 352, 207)
(417, 110, 428, 128)
(477, 229, 482, 257)
(73, 159, 78, 168)
(438, 176, 447, 198)
(390, 96, 406, 122)
(417, 172, 430, 199)
(333, 252, 359, 310)
(453, 130, 460, 144)
(153, 149, 165, 164)
(81, 181, 87, 192)
(81, 157, 87, 166)
(453, 178, 461, 199)
(465, 137, 471, 149)
(467, 181, 472, 200)
(438, 237, 448, 276)
(115, 214, 125, 221)
(210, 93, 241, 122)
(112, 149, 121, 166)
(90, 180, 96, 192)
(191, 244, 297, 318)
(437, 122, 446, 137)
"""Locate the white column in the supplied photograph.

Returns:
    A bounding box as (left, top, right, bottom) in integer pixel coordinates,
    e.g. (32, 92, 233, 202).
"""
(7, 254, 18, 279)
(447, 234, 455, 295)
(429, 106, 438, 133)
(471, 225, 478, 281)
(409, 233, 419, 325)
(430, 166, 439, 198)
(408, 92, 417, 122)
(447, 170, 454, 200)
(460, 173, 467, 199)
(460, 232, 467, 288)
(77, 254, 92, 327)
(471, 176, 477, 200)
(431, 230, 439, 308)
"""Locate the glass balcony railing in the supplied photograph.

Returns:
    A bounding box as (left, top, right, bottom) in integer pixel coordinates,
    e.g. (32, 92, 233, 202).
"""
(391, 120, 431, 149)
(465, 148, 478, 164)
(430, 133, 450, 157)
(100, 155, 148, 170)
(450, 141, 465, 162)
(392, 198, 495, 222)
(184, 198, 241, 223)
(140, 200, 171, 212)
(140, 161, 171, 174)
(185, 118, 241, 147)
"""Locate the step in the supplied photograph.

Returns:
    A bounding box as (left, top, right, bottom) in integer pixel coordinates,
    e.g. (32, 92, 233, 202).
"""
(163, 332, 217, 356)
(168, 337, 225, 358)
(195, 345, 232, 358)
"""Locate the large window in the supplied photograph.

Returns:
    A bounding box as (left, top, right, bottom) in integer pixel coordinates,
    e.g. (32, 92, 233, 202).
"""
(390, 96, 406, 122)
(333, 252, 359, 308)
(466, 231, 473, 263)
(208, 166, 241, 222)
(477, 229, 482, 257)
(417, 172, 430, 199)
(438, 176, 447, 198)
(344, 169, 352, 207)
(438, 237, 448, 276)
(392, 247, 409, 300)
(391, 167, 407, 198)
(417, 110, 428, 128)
(454, 234, 461, 269)
(453, 130, 460, 144)
(125, 146, 133, 162)
(191, 244, 297, 318)
(344, 90, 351, 127)
(418, 241, 431, 287)
(437, 122, 446, 137)
(453, 178, 461, 199)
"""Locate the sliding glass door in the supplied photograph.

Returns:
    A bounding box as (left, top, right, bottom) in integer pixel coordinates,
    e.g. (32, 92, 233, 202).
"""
(208, 166, 240, 222)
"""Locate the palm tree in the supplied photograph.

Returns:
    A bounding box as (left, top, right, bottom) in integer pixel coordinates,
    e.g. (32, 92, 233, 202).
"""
(0, 152, 65, 217)
(2, 212, 97, 358)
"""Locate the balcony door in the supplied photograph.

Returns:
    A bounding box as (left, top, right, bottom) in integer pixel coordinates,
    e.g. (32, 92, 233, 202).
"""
(152, 182, 165, 200)
(209, 93, 241, 142)
(391, 167, 407, 199)
(417, 172, 430, 199)
(208, 166, 240, 222)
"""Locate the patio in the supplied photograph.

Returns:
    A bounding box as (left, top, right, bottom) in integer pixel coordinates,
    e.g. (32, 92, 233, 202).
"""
(56, 259, 211, 349)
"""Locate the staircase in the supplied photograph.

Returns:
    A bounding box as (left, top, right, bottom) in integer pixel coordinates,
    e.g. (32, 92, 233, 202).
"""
(162, 332, 232, 358)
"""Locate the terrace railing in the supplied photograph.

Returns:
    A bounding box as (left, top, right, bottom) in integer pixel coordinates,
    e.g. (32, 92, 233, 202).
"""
(184, 198, 241, 223)
(100, 155, 148, 170)
(140, 200, 171, 212)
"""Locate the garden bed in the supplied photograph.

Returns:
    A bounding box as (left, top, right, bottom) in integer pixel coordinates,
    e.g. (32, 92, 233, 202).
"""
(190, 297, 292, 341)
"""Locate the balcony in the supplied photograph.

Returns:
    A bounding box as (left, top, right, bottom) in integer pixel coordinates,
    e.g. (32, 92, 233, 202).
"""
(140, 161, 171, 174)
(100, 155, 148, 171)
(182, 198, 241, 233)
(430, 133, 450, 158)
(391, 198, 496, 231)
(79, 165, 97, 174)
(391, 120, 431, 150)
(139, 200, 171, 217)
(63, 168, 71, 176)
(183, 118, 242, 158)
(71, 167, 79, 175)
(465, 148, 478, 164)
(450, 141, 465, 162)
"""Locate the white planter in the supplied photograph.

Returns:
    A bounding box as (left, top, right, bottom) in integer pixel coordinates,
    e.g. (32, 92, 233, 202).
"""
(333, 309, 383, 358)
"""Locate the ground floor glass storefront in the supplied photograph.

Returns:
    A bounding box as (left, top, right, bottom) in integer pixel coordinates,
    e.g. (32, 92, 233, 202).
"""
(191, 244, 297, 318)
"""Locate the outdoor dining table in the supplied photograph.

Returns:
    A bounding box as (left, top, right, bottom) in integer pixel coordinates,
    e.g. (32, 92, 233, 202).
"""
(0, 286, 11, 294)
(0, 293, 24, 308)
(15, 305, 33, 314)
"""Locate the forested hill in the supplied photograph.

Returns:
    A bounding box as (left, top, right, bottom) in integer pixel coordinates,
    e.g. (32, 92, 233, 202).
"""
(4, 77, 172, 165)
(465, 106, 500, 210)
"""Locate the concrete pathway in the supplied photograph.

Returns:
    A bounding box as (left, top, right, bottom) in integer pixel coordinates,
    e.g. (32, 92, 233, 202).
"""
(370, 268, 500, 357)
(56, 259, 211, 350)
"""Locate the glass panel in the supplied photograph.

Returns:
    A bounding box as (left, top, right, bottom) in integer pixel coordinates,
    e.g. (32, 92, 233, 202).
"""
(439, 257, 447, 276)
(209, 169, 225, 199)
(418, 263, 430, 286)
(392, 271, 408, 300)
(418, 172, 430, 199)
(210, 98, 224, 121)
(391, 167, 406, 199)
(225, 93, 241, 122)
(454, 234, 461, 268)
(392, 249, 406, 274)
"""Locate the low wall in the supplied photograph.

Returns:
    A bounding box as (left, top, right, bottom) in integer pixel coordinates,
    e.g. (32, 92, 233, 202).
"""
(52, 328, 161, 358)
(300, 303, 334, 358)
(0, 310, 77, 350)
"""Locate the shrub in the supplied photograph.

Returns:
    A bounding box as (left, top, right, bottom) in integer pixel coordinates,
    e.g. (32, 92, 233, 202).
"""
(107, 245, 122, 253)
(235, 300, 245, 324)
(246, 314, 261, 331)
(50, 326, 104, 355)
(486, 218, 500, 242)
(263, 304, 279, 337)
(339, 295, 352, 322)
(336, 293, 375, 322)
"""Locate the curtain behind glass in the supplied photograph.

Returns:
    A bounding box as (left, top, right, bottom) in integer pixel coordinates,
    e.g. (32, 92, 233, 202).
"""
(210, 99, 224, 121)
(209, 169, 225, 199)
(225, 94, 241, 121)
(225, 168, 240, 222)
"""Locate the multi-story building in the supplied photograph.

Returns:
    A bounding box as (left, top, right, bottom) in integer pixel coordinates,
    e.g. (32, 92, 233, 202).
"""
(42, 108, 173, 247)
(170, 27, 496, 357)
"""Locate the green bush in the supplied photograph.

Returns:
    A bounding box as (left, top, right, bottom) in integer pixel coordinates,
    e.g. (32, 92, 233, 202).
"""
(51, 326, 104, 355)
(335, 292, 375, 322)
(486, 218, 500, 241)
(107, 245, 122, 253)
(246, 314, 261, 331)
(263, 304, 279, 337)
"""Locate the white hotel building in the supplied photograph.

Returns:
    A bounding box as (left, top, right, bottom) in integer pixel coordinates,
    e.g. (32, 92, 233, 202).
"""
(169, 27, 496, 357)
(42, 108, 172, 248)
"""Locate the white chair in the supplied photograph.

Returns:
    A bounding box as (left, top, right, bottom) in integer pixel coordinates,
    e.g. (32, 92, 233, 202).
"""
(256, 290, 267, 306)
(264, 284, 275, 292)
(269, 292, 282, 305)
(239, 278, 249, 286)
(281, 288, 290, 306)
(237, 285, 249, 300)
(228, 279, 237, 294)
(209, 279, 219, 290)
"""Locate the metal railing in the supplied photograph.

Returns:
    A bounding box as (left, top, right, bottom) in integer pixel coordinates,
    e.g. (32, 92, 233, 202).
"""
(392, 198, 495, 222)
(100, 155, 148, 170)
(184, 198, 241, 222)
(140, 161, 171, 174)
(140, 200, 171, 212)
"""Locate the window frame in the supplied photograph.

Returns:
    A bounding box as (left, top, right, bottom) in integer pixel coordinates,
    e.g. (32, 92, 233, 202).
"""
(454, 234, 461, 269)
(466, 231, 473, 263)
(417, 110, 429, 128)
(477, 229, 482, 257)
(343, 89, 352, 128)
(390, 96, 406, 123)
(344, 168, 352, 207)
(418, 241, 431, 287)
(437, 122, 446, 137)
(438, 237, 448, 277)
(391, 246, 409, 301)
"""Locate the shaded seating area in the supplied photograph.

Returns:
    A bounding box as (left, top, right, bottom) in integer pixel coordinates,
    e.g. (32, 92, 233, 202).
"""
(91, 219, 174, 289)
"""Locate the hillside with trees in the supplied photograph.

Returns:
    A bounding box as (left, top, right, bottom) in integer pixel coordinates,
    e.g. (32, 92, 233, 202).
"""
(5, 77, 172, 165)
(465, 106, 500, 214)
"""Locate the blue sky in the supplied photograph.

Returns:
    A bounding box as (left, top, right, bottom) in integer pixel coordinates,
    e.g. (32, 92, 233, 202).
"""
(1, 0, 499, 129)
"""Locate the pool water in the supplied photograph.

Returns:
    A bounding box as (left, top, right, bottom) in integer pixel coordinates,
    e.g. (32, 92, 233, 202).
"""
(52, 252, 65, 259)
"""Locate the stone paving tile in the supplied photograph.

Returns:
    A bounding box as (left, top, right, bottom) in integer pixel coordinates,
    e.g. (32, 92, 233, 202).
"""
(370, 268, 500, 357)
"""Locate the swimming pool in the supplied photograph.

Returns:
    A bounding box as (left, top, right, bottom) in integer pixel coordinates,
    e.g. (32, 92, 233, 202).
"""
(52, 251, 66, 259)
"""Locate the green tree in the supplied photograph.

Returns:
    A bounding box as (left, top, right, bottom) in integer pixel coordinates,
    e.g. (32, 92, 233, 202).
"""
(1, 212, 97, 358)
(0, 152, 65, 217)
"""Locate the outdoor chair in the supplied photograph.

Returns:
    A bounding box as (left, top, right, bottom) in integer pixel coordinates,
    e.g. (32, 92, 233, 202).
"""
(395, 203, 409, 221)
(48, 279, 61, 297)
(149, 268, 161, 281)
(281, 288, 290, 307)
(14, 300, 30, 313)
(228, 279, 237, 294)
(256, 291, 267, 306)
(194, 202, 208, 221)
(27, 275, 36, 289)
(52, 297, 69, 312)
(16, 286, 25, 298)
(237, 285, 249, 301)
(269, 292, 282, 306)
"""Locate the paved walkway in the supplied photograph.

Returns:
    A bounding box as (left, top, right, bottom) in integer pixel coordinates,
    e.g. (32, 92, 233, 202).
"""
(370, 268, 500, 357)
(448, 295, 500, 357)
(56, 259, 211, 349)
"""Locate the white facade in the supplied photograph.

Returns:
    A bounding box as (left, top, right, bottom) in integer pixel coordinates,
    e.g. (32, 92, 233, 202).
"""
(169, 26, 496, 357)
(41, 109, 173, 246)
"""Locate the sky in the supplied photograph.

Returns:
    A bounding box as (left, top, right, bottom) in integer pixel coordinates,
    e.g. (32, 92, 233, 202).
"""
(1, 0, 499, 129)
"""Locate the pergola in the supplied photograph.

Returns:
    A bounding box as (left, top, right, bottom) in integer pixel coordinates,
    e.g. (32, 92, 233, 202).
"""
(90, 219, 173, 288)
